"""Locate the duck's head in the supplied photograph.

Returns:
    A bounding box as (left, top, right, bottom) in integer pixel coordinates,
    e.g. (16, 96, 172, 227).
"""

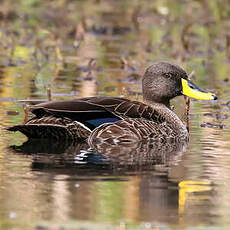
(142, 62, 217, 107)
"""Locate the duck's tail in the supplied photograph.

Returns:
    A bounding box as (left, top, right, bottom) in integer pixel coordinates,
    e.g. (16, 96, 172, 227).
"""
(7, 115, 91, 140)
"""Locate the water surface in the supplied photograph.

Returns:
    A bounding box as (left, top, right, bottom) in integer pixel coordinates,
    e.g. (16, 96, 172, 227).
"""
(0, 0, 230, 229)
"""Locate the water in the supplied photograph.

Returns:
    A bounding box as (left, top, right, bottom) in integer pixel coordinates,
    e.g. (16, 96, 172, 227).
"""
(0, 0, 230, 229)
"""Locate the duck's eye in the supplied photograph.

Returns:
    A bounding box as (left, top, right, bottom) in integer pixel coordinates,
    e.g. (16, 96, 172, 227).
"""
(164, 73, 172, 78)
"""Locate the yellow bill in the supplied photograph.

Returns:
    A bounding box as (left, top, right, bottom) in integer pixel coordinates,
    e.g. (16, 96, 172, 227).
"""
(181, 78, 217, 100)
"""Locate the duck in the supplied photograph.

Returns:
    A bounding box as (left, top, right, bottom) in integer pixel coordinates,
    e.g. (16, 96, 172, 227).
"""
(7, 62, 217, 143)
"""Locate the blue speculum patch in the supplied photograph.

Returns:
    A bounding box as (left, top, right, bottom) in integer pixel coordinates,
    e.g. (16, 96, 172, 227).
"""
(86, 118, 120, 127)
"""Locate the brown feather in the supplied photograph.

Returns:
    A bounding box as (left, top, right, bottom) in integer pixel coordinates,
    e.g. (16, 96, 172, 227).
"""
(88, 118, 188, 145)
(31, 97, 166, 124)
(7, 115, 91, 140)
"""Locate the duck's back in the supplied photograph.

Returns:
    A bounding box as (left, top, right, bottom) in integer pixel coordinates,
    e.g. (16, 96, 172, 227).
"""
(7, 96, 187, 141)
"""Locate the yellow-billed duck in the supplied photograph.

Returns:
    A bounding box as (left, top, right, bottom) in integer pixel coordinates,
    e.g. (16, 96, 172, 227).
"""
(8, 62, 217, 143)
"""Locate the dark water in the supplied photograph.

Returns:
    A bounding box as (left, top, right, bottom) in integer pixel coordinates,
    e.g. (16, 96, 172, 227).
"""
(0, 0, 230, 229)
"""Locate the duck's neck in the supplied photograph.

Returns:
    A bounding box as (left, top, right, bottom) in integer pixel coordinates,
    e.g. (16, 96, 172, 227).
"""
(144, 99, 188, 135)
(143, 94, 171, 108)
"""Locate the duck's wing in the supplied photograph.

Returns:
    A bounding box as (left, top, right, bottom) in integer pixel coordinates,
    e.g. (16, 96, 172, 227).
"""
(7, 97, 166, 140)
(31, 96, 165, 128)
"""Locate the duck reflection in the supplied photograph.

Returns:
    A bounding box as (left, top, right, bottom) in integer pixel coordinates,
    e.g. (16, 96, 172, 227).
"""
(8, 140, 215, 225)
(11, 139, 188, 170)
